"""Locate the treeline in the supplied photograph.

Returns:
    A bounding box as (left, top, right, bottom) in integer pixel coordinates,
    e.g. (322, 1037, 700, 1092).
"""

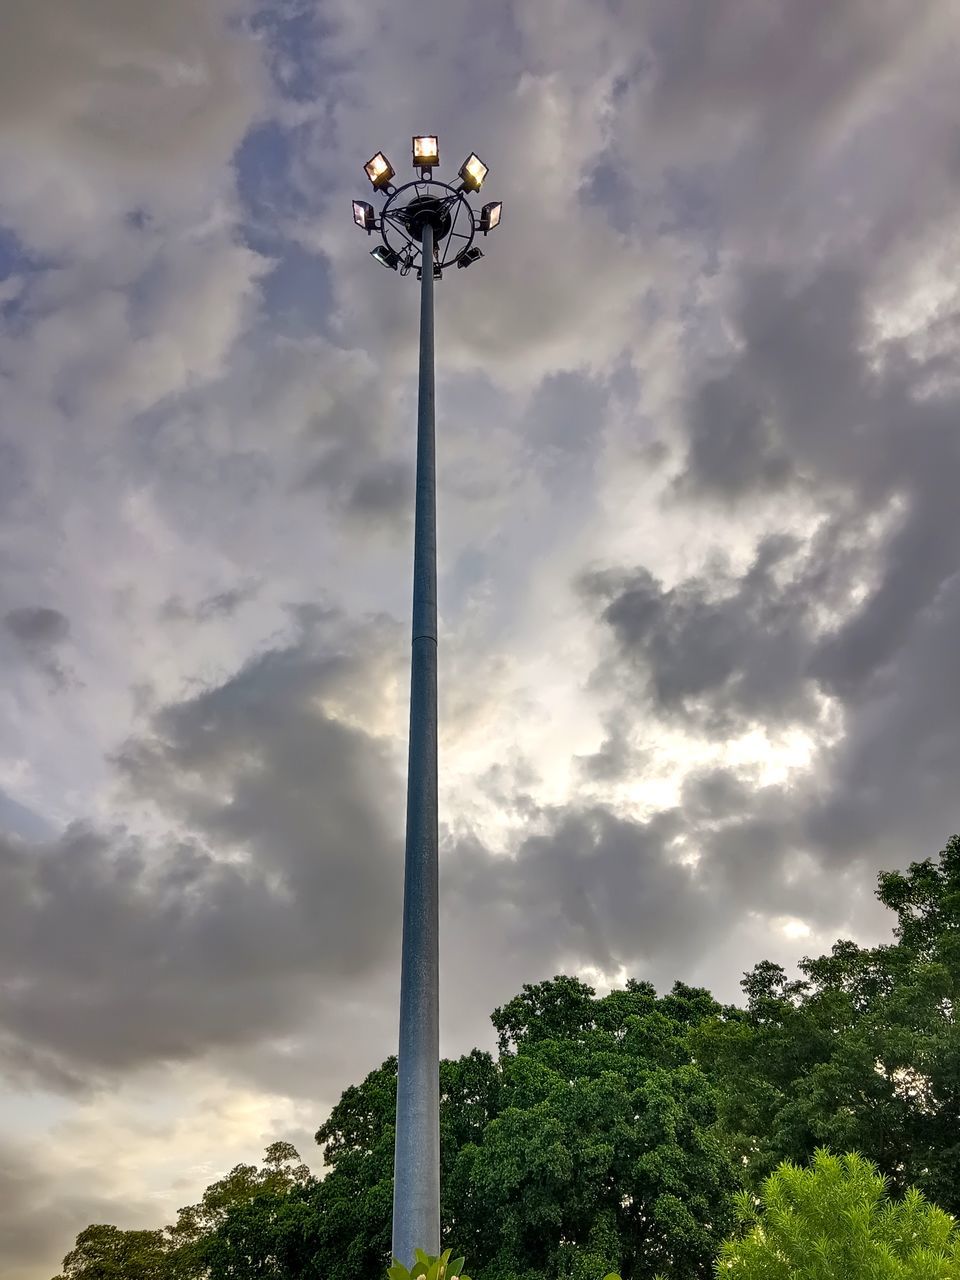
(54, 836, 960, 1279)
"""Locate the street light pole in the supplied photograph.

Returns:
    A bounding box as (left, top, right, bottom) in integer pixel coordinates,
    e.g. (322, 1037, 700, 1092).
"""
(353, 139, 501, 1269)
(393, 216, 440, 1266)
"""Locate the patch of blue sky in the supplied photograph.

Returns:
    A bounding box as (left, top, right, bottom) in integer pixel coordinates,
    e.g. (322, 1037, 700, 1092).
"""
(580, 159, 642, 236)
(251, 1, 336, 103)
(657, 168, 721, 251)
(0, 224, 61, 326)
(258, 239, 334, 338)
(235, 121, 312, 231)
(0, 786, 57, 842)
(234, 122, 336, 338)
(0, 225, 24, 282)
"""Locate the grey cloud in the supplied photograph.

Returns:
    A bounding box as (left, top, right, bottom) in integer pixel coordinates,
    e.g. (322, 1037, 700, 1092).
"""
(0, 612, 403, 1086)
(0, 1137, 156, 1280)
(160, 581, 260, 623)
(520, 370, 608, 493)
(0, 0, 264, 250)
(440, 789, 867, 1027)
(575, 717, 644, 784)
(293, 377, 413, 534)
(4, 605, 69, 647)
(646, 0, 939, 137)
(681, 370, 792, 499)
(583, 533, 821, 734)
(442, 807, 701, 999)
(348, 459, 411, 525)
(4, 605, 73, 688)
(587, 253, 960, 866)
(806, 569, 960, 863)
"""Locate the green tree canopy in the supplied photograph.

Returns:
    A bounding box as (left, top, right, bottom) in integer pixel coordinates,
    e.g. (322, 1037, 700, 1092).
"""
(718, 1149, 960, 1278)
(694, 835, 960, 1209)
(53, 1225, 173, 1280)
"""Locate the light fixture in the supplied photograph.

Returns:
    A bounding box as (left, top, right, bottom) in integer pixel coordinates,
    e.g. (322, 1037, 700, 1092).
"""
(371, 244, 400, 270)
(456, 246, 484, 269)
(459, 152, 488, 192)
(364, 151, 395, 190)
(412, 135, 440, 169)
(353, 199, 376, 230)
(479, 201, 502, 233)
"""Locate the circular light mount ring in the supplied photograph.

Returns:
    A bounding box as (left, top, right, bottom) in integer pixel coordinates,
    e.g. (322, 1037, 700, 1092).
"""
(379, 178, 478, 276)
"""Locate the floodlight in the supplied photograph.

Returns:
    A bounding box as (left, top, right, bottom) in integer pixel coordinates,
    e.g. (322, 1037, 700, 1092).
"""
(364, 152, 395, 190)
(371, 244, 400, 270)
(456, 246, 484, 269)
(479, 201, 502, 233)
(412, 135, 440, 169)
(459, 153, 488, 192)
(353, 200, 376, 230)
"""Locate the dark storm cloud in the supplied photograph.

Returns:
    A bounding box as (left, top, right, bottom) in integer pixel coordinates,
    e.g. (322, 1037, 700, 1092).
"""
(4, 605, 73, 688)
(4, 606, 69, 647)
(582, 533, 822, 734)
(681, 260, 960, 710)
(444, 807, 703, 988)
(582, 254, 960, 871)
(806, 568, 960, 862)
(681, 371, 793, 498)
(441, 784, 866, 1017)
(0, 612, 403, 1086)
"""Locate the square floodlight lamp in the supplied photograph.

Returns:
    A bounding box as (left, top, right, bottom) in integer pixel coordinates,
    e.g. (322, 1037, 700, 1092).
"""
(456, 246, 484, 268)
(353, 200, 376, 230)
(459, 152, 488, 191)
(364, 152, 395, 190)
(371, 244, 400, 270)
(479, 201, 502, 232)
(412, 135, 440, 168)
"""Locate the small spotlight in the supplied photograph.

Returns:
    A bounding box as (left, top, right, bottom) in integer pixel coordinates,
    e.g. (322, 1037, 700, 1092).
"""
(416, 263, 444, 280)
(459, 153, 488, 192)
(456, 246, 484, 269)
(479, 201, 502, 233)
(364, 152, 395, 190)
(371, 245, 400, 270)
(353, 200, 376, 230)
(412, 135, 440, 169)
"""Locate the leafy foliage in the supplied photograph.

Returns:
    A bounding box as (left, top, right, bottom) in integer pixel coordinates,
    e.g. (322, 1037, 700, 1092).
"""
(693, 836, 960, 1210)
(53, 1225, 174, 1280)
(717, 1149, 960, 1278)
(387, 1246, 470, 1280)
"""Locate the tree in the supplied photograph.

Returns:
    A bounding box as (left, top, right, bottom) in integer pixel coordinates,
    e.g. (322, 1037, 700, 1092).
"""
(165, 1141, 313, 1277)
(453, 977, 738, 1280)
(694, 836, 960, 1210)
(717, 1149, 960, 1278)
(53, 1225, 174, 1280)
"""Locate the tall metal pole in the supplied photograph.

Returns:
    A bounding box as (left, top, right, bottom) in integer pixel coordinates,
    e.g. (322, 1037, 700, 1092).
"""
(392, 218, 440, 1267)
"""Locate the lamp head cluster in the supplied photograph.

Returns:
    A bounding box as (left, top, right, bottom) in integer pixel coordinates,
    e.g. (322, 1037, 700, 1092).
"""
(353, 136, 501, 279)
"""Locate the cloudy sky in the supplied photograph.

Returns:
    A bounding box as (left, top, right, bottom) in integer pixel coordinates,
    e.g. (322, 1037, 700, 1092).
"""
(2, 0, 960, 1274)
